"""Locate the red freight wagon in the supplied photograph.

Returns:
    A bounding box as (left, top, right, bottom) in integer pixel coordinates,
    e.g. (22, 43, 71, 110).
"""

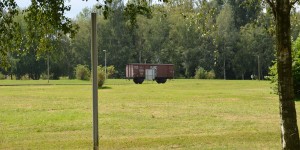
(126, 64, 174, 84)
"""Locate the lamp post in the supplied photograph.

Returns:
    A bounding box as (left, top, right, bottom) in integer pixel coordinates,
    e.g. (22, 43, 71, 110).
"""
(257, 55, 261, 80)
(91, 13, 98, 150)
(103, 50, 107, 80)
(47, 51, 50, 83)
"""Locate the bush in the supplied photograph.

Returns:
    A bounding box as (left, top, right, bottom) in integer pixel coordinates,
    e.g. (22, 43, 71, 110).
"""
(269, 60, 300, 96)
(207, 70, 216, 79)
(0, 72, 6, 80)
(293, 58, 300, 96)
(269, 61, 278, 95)
(97, 66, 106, 88)
(75, 64, 90, 80)
(194, 67, 215, 79)
(195, 67, 207, 79)
(6, 75, 16, 80)
(40, 72, 54, 80)
(59, 76, 69, 80)
(96, 65, 115, 88)
(107, 65, 115, 78)
(269, 36, 300, 96)
(21, 74, 30, 80)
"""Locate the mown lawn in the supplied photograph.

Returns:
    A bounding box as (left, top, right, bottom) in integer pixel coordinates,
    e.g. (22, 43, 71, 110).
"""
(0, 79, 299, 149)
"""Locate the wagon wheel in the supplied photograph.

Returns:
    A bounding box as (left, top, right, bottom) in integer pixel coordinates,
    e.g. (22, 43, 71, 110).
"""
(155, 78, 162, 84)
(156, 78, 167, 84)
(133, 78, 139, 84)
(138, 78, 144, 84)
(133, 78, 144, 84)
(160, 78, 167, 84)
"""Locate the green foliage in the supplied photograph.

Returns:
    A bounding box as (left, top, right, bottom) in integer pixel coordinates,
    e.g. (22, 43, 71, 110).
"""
(20, 74, 31, 80)
(75, 64, 90, 80)
(97, 65, 115, 87)
(194, 67, 215, 79)
(214, 3, 238, 79)
(24, 1, 78, 57)
(195, 67, 207, 79)
(268, 61, 278, 95)
(0, 72, 6, 80)
(293, 37, 300, 96)
(40, 72, 54, 80)
(97, 65, 106, 88)
(124, 0, 152, 28)
(207, 70, 216, 79)
(269, 35, 300, 96)
(1, 1, 78, 68)
(0, 0, 21, 67)
(12, 43, 46, 80)
(237, 23, 274, 79)
(106, 65, 115, 78)
(293, 60, 300, 96)
(73, 1, 271, 79)
(227, 0, 261, 28)
(0, 0, 279, 80)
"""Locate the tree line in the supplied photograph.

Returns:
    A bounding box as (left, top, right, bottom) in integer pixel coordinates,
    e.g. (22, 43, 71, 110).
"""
(69, 0, 276, 79)
(1, 0, 300, 80)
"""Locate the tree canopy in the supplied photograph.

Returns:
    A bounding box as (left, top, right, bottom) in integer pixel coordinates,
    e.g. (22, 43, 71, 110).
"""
(0, 0, 288, 79)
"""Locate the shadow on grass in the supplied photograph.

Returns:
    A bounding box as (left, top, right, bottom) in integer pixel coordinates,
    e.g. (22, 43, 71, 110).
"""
(98, 86, 112, 89)
(294, 94, 300, 102)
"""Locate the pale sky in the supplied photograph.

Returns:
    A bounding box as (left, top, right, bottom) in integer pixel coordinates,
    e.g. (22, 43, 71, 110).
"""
(15, 0, 101, 19)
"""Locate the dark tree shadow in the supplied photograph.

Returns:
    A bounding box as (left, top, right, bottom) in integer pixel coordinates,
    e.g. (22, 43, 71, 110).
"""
(98, 86, 112, 89)
(294, 94, 300, 102)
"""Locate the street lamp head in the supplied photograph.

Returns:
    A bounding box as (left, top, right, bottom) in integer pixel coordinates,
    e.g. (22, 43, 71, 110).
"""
(103, 50, 106, 52)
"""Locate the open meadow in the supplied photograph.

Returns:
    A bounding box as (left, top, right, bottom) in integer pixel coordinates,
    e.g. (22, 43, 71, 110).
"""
(1, 79, 300, 149)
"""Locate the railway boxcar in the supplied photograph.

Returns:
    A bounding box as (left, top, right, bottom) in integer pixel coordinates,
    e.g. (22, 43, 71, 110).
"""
(126, 64, 174, 84)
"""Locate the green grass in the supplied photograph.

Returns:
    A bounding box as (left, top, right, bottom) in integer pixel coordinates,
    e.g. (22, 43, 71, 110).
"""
(0, 79, 298, 149)
(0, 79, 91, 85)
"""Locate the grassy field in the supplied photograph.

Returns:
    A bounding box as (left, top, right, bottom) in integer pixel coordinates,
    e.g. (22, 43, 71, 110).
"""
(0, 79, 299, 149)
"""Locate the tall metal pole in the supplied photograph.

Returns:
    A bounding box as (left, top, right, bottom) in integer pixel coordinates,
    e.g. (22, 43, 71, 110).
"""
(223, 55, 226, 80)
(47, 52, 50, 83)
(103, 50, 107, 80)
(91, 13, 99, 150)
(258, 55, 260, 80)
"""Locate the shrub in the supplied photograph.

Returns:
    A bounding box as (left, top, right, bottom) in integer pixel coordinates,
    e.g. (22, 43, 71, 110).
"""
(40, 72, 54, 80)
(195, 67, 215, 79)
(207, 70, 216, 79)
(96, 65, 115, 87)
(97, 66, 106, 88)
(292, 37, 300, 96)
(269, 61, 278, 95)
(269, 60, 300, 96)
(0, 72, 6, 80)
(107, 65, 115, 78)
(75, 64, 90, 80)
(21, 74, 30, 80)
(59, 76, 69, 80)
(293, 58, 300, 96)
(269, 36, 300, 96)
(195, 67, 207, 79)
(6, 75, 16, 80)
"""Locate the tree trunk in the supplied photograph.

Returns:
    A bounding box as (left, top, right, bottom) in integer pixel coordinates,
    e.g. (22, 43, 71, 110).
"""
(274, 0, 300, 149)
(242, 73, 244, 80)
